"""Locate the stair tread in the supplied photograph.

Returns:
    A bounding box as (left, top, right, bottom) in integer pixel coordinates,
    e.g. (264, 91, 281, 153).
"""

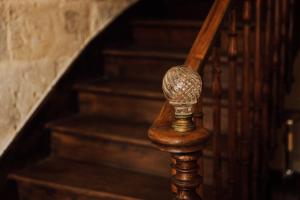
(47, 114, 228, 158)
(131, 19, 202, 28)
(74, 79, 164, 100)
(10, 158, 172, 200)
(47, 114, 152, 147)
(74, 78, 240, 108)
(102, 46, 187, 59)
(102, 46, 243, 64)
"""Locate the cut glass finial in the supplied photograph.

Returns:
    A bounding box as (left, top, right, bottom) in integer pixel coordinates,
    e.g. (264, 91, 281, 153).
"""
(162, 66, 202, 132)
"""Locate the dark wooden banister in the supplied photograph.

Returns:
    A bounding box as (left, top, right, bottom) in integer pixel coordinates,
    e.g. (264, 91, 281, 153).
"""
(148, 0, 232, 199)
(151, 0, 232, 128)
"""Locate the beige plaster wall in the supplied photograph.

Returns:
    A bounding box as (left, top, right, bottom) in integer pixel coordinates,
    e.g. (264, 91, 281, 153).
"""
(0, 0, 137, 156)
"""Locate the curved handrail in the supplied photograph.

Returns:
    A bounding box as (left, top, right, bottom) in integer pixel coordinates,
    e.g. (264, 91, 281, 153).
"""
(150, 0, 232, 128)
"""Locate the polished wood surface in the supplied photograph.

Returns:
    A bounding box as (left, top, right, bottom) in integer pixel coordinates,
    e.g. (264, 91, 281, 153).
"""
(252, 0, 262, 199)
(227, 8, 238, 199)
(10, 158, 172, 200)
(148, 1, 232, 199)
(241, 0, 251, 199)
(151, 0, 232, 128)
(212, 46, 222, 199)
(7, 0, 297, 199)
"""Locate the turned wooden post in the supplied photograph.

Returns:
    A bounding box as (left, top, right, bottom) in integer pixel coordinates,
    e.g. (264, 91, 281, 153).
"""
(211, 45, 222, 199)
(262, 0, 272, 154)
(241, 0, 251, 199)
(253, 0, 263, 199)
(270, 0, 281, 150)
(149, 66, 210, 200)
(227, 7, 238, 199)
(261, 0, 273, 197)
(286, 0, 295, 92)
(278, 0, 288, 123)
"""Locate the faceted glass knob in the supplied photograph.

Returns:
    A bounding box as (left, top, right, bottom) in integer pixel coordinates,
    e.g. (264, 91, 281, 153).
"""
(162, 66, 202, 116)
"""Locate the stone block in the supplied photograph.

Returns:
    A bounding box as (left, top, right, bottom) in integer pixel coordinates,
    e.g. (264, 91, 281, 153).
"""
(0, 0, 137, 156)
(0, 2, 8, 60)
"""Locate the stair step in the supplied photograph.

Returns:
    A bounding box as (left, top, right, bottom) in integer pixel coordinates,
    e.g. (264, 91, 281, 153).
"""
(75, 79, 164, 124)
(47, 114, 170, 177)
(74, 79, 163, 100)
(102, 47, 243, 88)
(75, 79, 236, 130)
(130, 19, 201, 50)
(102, 47, 185, 82)
(46, 114, 228, 184)
(130, 19, 246, 52)
(9, 158, 172, 200)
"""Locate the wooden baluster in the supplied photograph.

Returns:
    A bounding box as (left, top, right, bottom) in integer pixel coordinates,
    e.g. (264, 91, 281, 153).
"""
(270, 0, 281, 151)
(253, 0, 263, 199)
(263, 0, 272, 154)
(278, 0, 288, 123)
(227, 8, 238, 199)
(172, 152, 203, 200)
(241, 0, 251, 199)
(285, 0, 295, 92)
(212, 44, 222, 199)
(261, 0, 273, 197)
(194, 72, 204, 198)
(171, 157, 178, 194)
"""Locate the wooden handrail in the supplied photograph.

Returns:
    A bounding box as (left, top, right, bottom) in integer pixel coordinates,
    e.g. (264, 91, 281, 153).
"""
(147, 0, 295, 199)
(148, 0, 233, 199)
(151, 0, 232, 128)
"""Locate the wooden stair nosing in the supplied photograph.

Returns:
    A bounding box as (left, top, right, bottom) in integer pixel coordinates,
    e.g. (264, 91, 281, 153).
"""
(46, 115, 152, 148)
(73, 79, 243, 109)
(131, 19, 247, 30)
(9, 158, 172, 200)
(73, 79, 164, 100)
(131, 19, 203, 28)
(46, 115, 228, 160)
(102, 47, 245, 64)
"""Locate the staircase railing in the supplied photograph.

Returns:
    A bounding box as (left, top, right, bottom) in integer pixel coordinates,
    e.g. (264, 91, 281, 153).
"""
(148, 0, 232, 199)
(148, 0, 295, 199)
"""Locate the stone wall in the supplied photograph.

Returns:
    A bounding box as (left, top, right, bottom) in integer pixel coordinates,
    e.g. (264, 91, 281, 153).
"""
(0, 0, 137, 156)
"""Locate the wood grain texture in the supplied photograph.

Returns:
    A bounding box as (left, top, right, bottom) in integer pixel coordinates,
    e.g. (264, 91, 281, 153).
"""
(150, 0, 232, 128)
(148, 1, 233, 199)
(227, 7, 238, 200)
(10, 158, 172, 200)
(261, 0, 273, 197)
(211, 46, 222, 199)
(252, 0, 263, 199)
(241, 1, 251, 199)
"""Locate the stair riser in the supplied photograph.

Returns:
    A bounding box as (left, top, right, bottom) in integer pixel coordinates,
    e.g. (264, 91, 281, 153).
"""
(78, 92, 163, 123)
(103, 53, 243, 89)
(78, 91, 237, 131)
(51, 131, 170, 177)
(51, 131, 228, 185)
(17, 182, 131, 200)
(131, 23, 198, 50)
(103, 53, 183, 82)
(131, 24, 248, 52)
(16, 173, 224, 200)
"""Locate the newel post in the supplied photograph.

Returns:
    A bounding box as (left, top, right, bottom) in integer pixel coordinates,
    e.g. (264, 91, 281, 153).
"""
(148, 66, 211, 200)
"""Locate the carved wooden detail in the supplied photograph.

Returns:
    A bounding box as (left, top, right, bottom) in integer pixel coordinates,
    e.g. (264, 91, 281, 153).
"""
(227, 7, 238, 199)
(211, 45, 222, 199)
(148, 0, 232, 199)
(253, 0, 262, 198)
(241, 0, 251, 199)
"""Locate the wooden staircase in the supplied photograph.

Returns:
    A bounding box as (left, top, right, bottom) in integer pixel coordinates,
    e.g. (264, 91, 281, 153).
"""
(8, 2, 224, 200)
(7, 0, 296, 199)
